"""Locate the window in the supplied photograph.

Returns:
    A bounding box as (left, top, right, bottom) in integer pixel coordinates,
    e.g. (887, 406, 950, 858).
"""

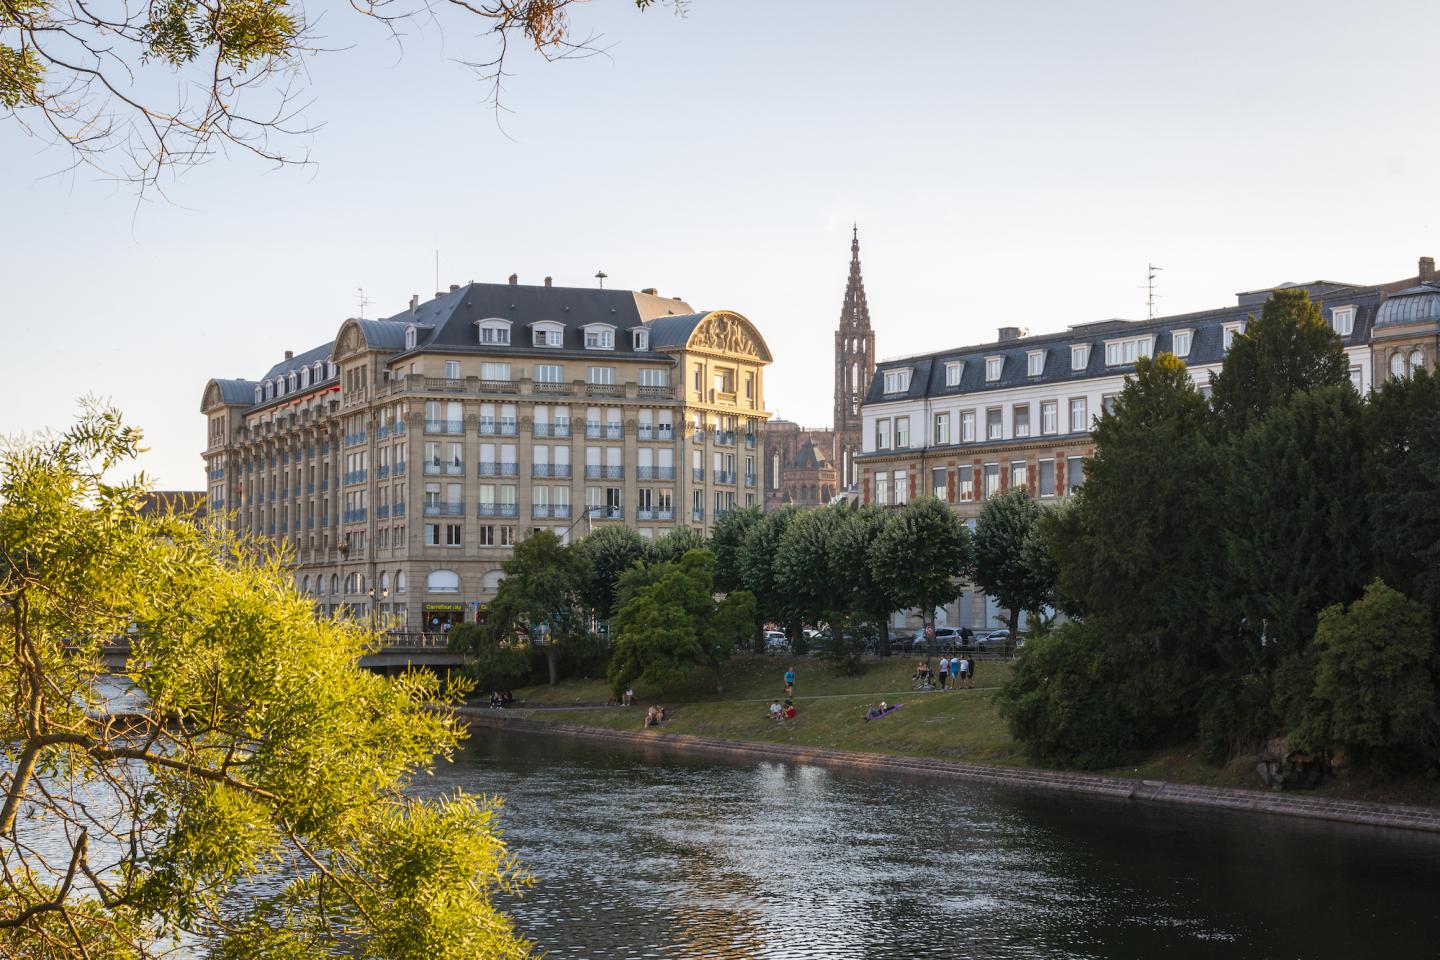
(1038, 459, 1056, 498)
(1041, 400, 1058, 435)
(474, 362, 507, 382)
(426, 568, 460, 592)
(1069, 397, 1087, 432)
(932, 468, 948, 499)
(957, 465, 974, 502)
(875, 419, 892, 450)
(1171, 329, 1192, 357)
(1010, 460, 1028, 489)
(535, 364, 564, 383)
(1071, 345, 1090, 370)
(1105, 336, 1154, 366)
(1223, 321, 1247, 350)
(500, 526, 516, 546)
(632, 328, 650, 351)
(945, 361, 963, 386)
(477, 320, 511, 345)
(693, 365, 703, 393)
(1102, 393, 1118, 416)
(1331, 306, 1355, 337)
(1349, 365, 1364, 393)
(982, 463, 1000, 499)
(445, 523, 462, 546)
(533, 322, 564, 347)
(894, 470, 909, 504)
(479, 525, 495, 546)
(874, 471, 889, 505)
(1027, 350, 1045, 376)
(933, 412, 951, 445)
(895, 417, 910, 448)
(1390, 352, 1407, 379)
(1410, 349, 1426, 377)
(986, 407, 1003, 440)
(1013, 404, 1030, 438)
(640, 368, 668, 387)
(882, 369, 912, 394)
(405, 326, 418, 350)
(985, 357, 1003, 382)
(583, 325, 615, 350)
(961, 410, 976, 443)
(588, 366, 616, 385)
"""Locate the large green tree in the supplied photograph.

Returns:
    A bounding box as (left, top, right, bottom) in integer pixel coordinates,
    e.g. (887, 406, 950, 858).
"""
(576, 523, 647, 625)
(738, 505, 800, 636)
(0, 410, 529, 959)
(973, 487, 1050, 646)
(868, 497, 973, 659)
(829, 504, 899, 655)
(608, 550, 756, 696)
(710, 506, 762, 594)
(645, 525, 706, 566)
(1209, 288, 1350, 434)
(462, 529, 590, 685)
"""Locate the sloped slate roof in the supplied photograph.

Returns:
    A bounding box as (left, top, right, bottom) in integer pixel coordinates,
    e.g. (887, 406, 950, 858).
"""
(1374, 283, 1440, 328)
(260, 342, 334, 381)
(647, 313, 707, 350)
(213, 379, 257, 404)
(355, 319, 410, 350)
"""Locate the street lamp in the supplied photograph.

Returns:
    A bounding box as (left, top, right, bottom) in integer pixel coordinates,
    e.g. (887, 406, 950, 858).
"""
(561, 504, 602, 540)
(366, 585, 390, 630)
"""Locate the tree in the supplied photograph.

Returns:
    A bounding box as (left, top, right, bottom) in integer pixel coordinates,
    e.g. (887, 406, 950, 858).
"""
(2, 0, 661, 187)
(738, 505, 800, 635)
(645, 525, 706, 566)
(1287, 581, 1436, 765)
(0, 408, 530, 959)
(774, 505, 849, 632)
(576, 523, 646, 625)
(1210, 288, 1350, 434)
(973, 487, 1050, 646)
(607, 550, 756, 696)
(830, 504, 899, 655)
(867, 497, 973, 659)
(710, 506, 761, 594)
(463, 529, 590, 685)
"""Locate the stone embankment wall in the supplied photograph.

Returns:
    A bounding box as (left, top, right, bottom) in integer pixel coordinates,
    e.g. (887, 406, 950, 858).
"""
(458, 709, 1440, 835)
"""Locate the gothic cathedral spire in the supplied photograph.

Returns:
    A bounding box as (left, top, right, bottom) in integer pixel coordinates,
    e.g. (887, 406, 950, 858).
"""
(834, 225, 877, 489)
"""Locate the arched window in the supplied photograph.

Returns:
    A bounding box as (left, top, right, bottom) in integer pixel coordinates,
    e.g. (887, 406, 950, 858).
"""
(427, 569, 460, 593)
(316, 576, 326, 597)
(301, 575, 311, 594)
(300, 367, 310, 388)
(314, 362, 325, 381)
(254, 385, 263, 403)
(1391, 352, 1408, 380)
(330, 574, 339, 595)
(345, 573, 357, 594)
(288, 372, 298, 392)
(1409, 349, 1425, 377)
(380, 571, 390, 591)
(482, 570, 505, 593)
(395, 570, 407, 593)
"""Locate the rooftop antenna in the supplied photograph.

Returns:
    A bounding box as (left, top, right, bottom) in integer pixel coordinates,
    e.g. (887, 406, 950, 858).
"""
(434, 248, 440, 294)
(356, 286, 373, 319)
(1142, 263, 1163, 320)
(594, 270, 608, 289)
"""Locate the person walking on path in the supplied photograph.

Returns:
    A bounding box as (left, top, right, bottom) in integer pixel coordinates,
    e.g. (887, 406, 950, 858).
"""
(784, 665, 796, 697)
(950, 655, 961, 687)
(938, 656, 950, 690)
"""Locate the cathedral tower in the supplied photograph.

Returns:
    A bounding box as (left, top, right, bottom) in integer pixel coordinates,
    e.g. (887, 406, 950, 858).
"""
(833, 225, 876, 488)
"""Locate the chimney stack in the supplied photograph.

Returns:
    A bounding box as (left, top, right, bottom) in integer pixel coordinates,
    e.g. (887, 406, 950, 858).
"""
(997, 326, 1027, 342)
(449, 283, 460, 293)
(641, 287, 658, 296)
(284, 350, 293, 360)
(508, 273, 518, 285)
(1421, 256, 1436, 282)
(409, 294, 419, 311)
(544, 276, 552, 287)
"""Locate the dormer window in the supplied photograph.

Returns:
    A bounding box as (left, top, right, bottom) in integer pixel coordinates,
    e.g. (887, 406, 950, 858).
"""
(632, 328, 650, 351)
(882, 368, 912, 394)
(531, 321, 565, 347)
(300, 367, 310, 388)
(985, 356, 1003, 382)
(287, 372, 298, 392)
(1171, 329, 1193, 357)
(475, 318, 512, 345)
(1026, 350, 1046, 376)
(945, 361, 963, 386)
(254, 385, 263, 403)
(1071, 344, 1090, 370)
(405, 326, 418, 350)
(1223, 321, 1247, 351)
(313, 362, 324, 381)
(265, 382, 275, 400)
(1104, 336, 1154, 366)
(327, 362, 337, 379)
(1331, 306, 1356, 337)
(583, 324, 616, 350)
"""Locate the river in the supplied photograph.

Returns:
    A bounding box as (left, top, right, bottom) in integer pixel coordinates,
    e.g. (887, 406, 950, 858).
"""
(417, 729, 1440, 960)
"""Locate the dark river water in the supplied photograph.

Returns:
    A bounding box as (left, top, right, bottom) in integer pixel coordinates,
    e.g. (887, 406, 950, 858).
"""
(416, 730, 1440, 960)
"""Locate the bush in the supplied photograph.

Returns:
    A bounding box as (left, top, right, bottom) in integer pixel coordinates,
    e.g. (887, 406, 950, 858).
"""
(816, 625, 869, 676)
(471, 640, 536, 693)
(996, 622, 1143, 769)
(558, 632, 611, 680)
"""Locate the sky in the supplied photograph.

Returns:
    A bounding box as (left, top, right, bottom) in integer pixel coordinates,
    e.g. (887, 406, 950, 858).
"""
(4, 0, 1437, 488)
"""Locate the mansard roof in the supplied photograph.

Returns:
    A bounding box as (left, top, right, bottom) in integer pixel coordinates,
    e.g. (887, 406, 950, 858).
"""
(867, 280, 1386, 405)
(260, 342, 334, 381)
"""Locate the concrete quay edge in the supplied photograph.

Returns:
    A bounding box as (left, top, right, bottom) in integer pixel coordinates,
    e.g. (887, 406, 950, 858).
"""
(456, 709, 1440, 835)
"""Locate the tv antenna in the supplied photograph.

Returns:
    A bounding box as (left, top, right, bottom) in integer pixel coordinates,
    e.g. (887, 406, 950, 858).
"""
(356, 286, 373, 319)
(595, 270, 608, 289)
(1142, 263, 1163, 320)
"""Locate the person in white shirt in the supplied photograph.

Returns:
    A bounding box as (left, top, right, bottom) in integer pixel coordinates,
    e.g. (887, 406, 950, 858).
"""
(938, 656, 950, 690)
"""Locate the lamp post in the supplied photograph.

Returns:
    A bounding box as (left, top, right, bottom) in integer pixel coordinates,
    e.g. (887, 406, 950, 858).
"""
(366, 585, 390, 631)
(561, 504, 602, 541)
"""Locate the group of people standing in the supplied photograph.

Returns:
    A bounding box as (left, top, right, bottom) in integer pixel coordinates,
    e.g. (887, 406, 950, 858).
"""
(916, 656, 976, 690)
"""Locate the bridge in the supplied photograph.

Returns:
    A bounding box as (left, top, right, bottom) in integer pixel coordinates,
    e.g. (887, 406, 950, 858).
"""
(97, 633, 473, 674)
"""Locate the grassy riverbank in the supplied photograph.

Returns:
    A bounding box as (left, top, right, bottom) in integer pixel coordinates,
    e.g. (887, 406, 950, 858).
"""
(494, 655, 1440, 808)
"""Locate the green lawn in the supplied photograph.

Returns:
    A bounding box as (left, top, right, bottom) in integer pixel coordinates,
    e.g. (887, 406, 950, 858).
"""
(492, 653, 1440, 808)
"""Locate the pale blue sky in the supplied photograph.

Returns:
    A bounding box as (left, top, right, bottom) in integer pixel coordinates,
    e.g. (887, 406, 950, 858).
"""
(4, 0, 1436, 487)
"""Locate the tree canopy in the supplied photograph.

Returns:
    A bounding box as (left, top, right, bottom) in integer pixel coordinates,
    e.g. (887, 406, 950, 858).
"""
(868, 497, 973, 656)
(973, 487, 1050, 642)
(576, 523, 646, 623)
(0, 408, 530, 959)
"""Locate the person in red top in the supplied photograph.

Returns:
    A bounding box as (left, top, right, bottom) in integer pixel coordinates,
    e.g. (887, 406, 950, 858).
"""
(783, 699, 797, 719)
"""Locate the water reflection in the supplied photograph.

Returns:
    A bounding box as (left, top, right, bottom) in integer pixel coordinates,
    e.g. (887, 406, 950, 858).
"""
(422, 732, 1440, 960)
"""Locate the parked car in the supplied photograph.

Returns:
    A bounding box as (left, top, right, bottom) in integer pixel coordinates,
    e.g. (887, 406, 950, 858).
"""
(976, 629, 1025, 652)
(764, 630, 790, 652)
(933, 627, 963, 650)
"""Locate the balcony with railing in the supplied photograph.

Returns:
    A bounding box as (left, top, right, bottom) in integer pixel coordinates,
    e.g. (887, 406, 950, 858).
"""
(636, 507, 654, 520)
(713, 470, 736, 485)
(344, 431, 367, 447)
(597, 506, 624, 520)
(714, 431, 737, 447)
(207, 467, 225, 480)
(477, 503, 519, 518)
(478, 462, 519, 477)
(745, 434, 757, 448)
(637, 385, 672, 399)
(585, 383, 623, 398)
(423, 501, 465, 517)
(532, 421, 572, 438)
(377, 422, 407, 439)
(532, 381, 574, 396)
(637, 465, 677, 481)
(424, 419, 464, 434)
(585, 465, 624, 479)
(692, 431, 705, 444)
(657, 508, 675, 521)
(394, 462, 406, 477)
(499, 418, 519, 436)
(344, 469, 368, 485)
(584, 420, 603, 438)
(692, 508, 704, 522)
(320, 479, 329, 492)
(478, 418, 498, 436)
(423, 460, 464, 476)
(376, 465, 390, 479)
(531, 463, 572, 478)
(377, 505, 391, 519)
(342, 508, 368, 523)
(392, 503, 405, 517)
(292, 485, 302, 497)
(692, 468, 704, 482)
(745, 473, 757, 487)
(478, 379, 519, 395)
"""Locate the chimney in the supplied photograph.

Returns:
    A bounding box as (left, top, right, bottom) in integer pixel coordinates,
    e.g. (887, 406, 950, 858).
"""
(409, 293, 419, 311)
(544, 276, 553, 287)
(641, 287, 657, 296)
(284, 350, 293, 360)
(449, 283, 460, 293)
(1421, 256, 1436, 282)
(508, 273, 518, 285)
(997, 326, 1027, 342)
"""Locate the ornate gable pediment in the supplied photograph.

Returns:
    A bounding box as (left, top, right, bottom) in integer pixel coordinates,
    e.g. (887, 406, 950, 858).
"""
(688, 311, 772, 362)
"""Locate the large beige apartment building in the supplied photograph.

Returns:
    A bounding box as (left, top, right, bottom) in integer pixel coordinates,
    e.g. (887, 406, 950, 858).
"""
(202, 278, 773, 630)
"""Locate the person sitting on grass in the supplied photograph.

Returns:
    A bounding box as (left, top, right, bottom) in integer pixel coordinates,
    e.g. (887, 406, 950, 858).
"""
(622, 687, 635, 707)
(913, 661, 932, 686)
(644, 706, 657, 728)
(768, 699, 783, 721)
(656, 705, 668, 723)
(783, 699, 797, 720)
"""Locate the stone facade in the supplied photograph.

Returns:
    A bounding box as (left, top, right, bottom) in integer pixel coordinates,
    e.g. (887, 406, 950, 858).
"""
(201, 280, 772, 630)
